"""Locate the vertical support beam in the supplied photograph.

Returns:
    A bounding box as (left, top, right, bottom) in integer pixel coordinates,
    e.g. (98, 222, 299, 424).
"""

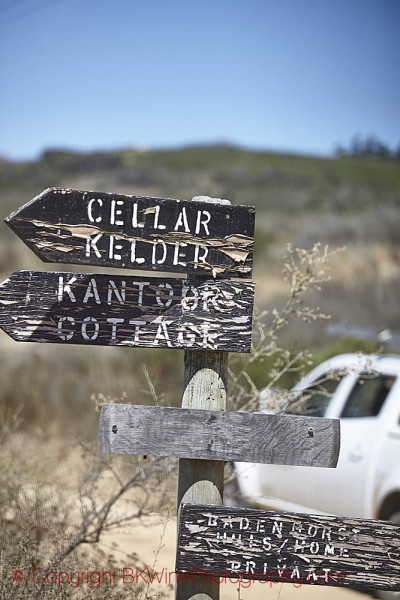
(176, 350, 228, 600)
(176, 196, 230, 600)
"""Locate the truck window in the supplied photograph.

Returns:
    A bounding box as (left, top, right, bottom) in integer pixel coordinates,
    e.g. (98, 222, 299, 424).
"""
(341, 374, 395, 418)
(287, 373, 343, 417)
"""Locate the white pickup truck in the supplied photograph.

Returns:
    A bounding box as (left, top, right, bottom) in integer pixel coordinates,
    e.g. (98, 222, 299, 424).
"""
(234, 354, 400, 599)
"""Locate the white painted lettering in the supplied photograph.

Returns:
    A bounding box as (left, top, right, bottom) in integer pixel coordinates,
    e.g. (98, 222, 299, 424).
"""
(277, 566, 287, 577)
(86, 233, 103, 258)
(173, 242, 187, 267)
(131, 281, 150, 306)
(110, 199, 124, 226)
(245, 561, 256, 574)
(57, 316, 75, 341)
(174, 207, 190, 232)
(81, 316, 99, 341)
(262, 537, 272, 551)
(153, 322, 172, 347)
(129, 319, 146, 343)
(107, 318, 124, 341)
(193, 244, 209, 267)
(87, 198, 103, 223)
(177, 328, 196, 347)
(181, 285, 199, 311)
(256, 520, 265, 533)
(324, 544, 335, 556)
(321, 527, 332, 541)
(155, 283, 174, 307)
(130, 240, 145, 264)
(294, 539, 306, 553)
(310, 541, 320, 554)
(272, 521, 283, 537)
(291, 522, 303, 534)
(195, 209, 211, 235)
(239, 518, 249, 530)
(320, 569, 330, 583)
(152, 239, 167, 265)
(292, 567, 301, 580)
(223, 517, 233, 529)
(207, 515, 218, 526)
(107, 280, 126, 305)
(58, 276, 77, 303)
(83, 279, 101, 304)
(108, 235, 123, 261)
(132, 203, 144, 228)
(153, 204, 166, 230)
(307, 525, 318, 537)
(200, 322, 218, 348)
(201, 285, 222, 312)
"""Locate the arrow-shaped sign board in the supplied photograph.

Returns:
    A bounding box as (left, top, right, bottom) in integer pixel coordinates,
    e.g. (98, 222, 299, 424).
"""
(177, 504, 400, 591)
(99, 404, 340, 467)
(0, 271, 255, 352)
(5, 189, 255, 277)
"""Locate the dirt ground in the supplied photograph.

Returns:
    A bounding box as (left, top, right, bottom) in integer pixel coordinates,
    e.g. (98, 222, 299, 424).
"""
(100, 513, 368, 600)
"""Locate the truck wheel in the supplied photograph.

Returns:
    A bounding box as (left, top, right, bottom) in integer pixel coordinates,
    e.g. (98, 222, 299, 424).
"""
(376, 510, 400, 600)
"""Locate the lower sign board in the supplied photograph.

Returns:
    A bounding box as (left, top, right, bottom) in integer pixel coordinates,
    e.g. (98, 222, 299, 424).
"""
(99, 404, 340, 468)
(176, 504, 400, 591)
(0, 271, 254, 352)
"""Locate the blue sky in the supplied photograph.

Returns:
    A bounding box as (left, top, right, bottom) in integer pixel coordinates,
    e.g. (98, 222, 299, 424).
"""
(1, 0, 399, 160)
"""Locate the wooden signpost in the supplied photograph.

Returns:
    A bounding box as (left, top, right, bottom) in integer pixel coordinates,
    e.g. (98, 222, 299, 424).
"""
(4, 188, 397, 598)
(176, 503, 400, 591)
(0, 271, 254, 352)
(5, 188, 255, 277)
(99, 404, 340, 467)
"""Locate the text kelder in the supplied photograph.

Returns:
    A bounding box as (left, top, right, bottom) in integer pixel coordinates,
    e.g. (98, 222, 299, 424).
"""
(6, 188, 255, 277)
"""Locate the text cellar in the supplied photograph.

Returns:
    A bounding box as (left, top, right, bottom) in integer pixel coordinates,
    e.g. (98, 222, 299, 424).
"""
(86, 199, 213, 268)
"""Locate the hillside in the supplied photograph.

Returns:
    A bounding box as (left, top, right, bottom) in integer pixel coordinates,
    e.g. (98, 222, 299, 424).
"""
(0, 145, 399, 433)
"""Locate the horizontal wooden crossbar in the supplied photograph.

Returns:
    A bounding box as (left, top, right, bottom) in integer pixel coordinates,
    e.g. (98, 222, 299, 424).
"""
(99, 404, 340, 467)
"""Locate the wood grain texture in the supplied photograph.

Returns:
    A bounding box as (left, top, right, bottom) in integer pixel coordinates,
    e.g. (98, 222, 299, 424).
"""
(99, 404, 340, 467)
(5, 188, 255, 278)
(176, 503, 400, 591)
(0, 271, 254, 352)
(176, 350, 228, 600)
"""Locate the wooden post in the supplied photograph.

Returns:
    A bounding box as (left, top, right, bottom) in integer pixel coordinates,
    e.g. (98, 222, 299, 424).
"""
(176, 351, 228, 600)
(176, 197, 229, 600)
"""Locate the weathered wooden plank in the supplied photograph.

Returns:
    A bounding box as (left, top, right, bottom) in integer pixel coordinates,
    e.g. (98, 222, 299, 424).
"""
(5, 188, 255, 277)
(99, 404, 340, 467)
(0, 271, 254, 352)
(176, 349, 228, 600)
(176, 503, 400, 591)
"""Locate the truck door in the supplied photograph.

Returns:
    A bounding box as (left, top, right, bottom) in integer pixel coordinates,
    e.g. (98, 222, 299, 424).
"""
(314, 372, 396, 517)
